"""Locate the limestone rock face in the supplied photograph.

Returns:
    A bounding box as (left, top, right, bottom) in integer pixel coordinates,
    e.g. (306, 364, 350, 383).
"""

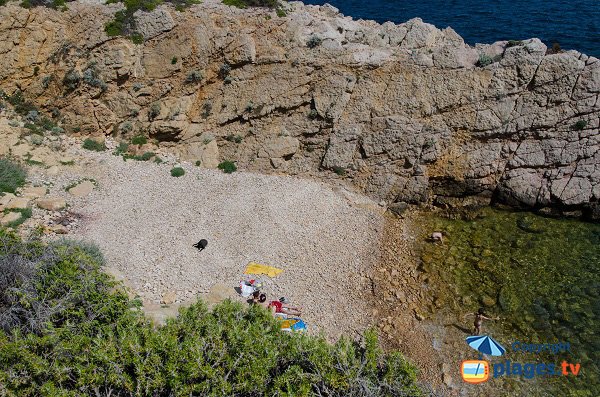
(258, 137, 300, 159)
(0, 2, 598, 218)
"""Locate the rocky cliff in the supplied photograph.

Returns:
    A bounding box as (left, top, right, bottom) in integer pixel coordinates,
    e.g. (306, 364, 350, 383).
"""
(1, 1, 599, 218)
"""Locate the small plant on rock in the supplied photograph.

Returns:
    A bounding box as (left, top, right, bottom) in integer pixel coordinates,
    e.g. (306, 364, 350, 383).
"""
(171, 57, 178, 65)
(219, 63, 232, 79)
(185, 70, 203, 84)
(218, 160, 237, 174)
(306, 35, 322, 49)
(332, 166, 346, 176)
(572, 120, 587, 131)
(477, 54, 494, 67)
(82, 63, 108, 91)
(225, 134, 243, 144)
(149, 102, 161, 120)
(170, 167, 185, 177)
(506, 40, 523, 48)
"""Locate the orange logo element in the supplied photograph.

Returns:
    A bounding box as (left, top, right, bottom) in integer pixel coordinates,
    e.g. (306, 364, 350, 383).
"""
(461, 360, 490, 384)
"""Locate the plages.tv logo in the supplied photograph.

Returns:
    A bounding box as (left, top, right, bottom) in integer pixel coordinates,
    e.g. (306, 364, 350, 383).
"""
(461, 360, 490, 384)
(460, 335, 581, 384)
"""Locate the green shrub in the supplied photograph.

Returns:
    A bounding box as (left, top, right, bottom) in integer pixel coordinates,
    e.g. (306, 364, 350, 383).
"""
(225, 134, 243, 143)
(218, 160, 237, 174)
(195, 160, 201, 166)
(185, 70, 203, 84)
(131, 135, 148, 145)
(332, 166, 346, 176)
(0, 158, 27, 193)
(170, 166, 185, 177)
(153, 156, 163, 164)
(30, 135, 43, 146)
(171, 56, 178, 64)
(82, 63, 108, 91)
(130, 33, 144, 44)
(572, 120, 587, 131)
(0, 232, 422, 396)
(219, 63, 231, 79)
(82, 138, 106, 152)
(62, 69, 81, 91)
(308, 109, 318, 119)
(113, 142, 130, 155)
(276, 7, 286, 17)
(307, 35, 322, 49)
(51, 126, 64, 135)
(124, 151, 155, 161)
(477, 54, 494, 67)
(201, 102, 212, 118)
(506, 40, 523, 48)
(149, 102, 161, 120)
(6, 91, 37, 116)
(222, 0, 278, 8)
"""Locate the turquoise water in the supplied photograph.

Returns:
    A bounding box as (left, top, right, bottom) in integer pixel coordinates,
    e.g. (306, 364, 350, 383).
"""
(303, 0, 600, 58)
(419, 208, 600, 394)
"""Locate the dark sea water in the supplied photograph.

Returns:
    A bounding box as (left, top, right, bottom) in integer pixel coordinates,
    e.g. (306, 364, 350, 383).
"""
(302, 0, 600, 58)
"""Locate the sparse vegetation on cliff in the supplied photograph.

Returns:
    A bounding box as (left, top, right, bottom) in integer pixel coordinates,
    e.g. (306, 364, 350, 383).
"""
(104, 0, 199, 42)
(0, 230, 422, 396)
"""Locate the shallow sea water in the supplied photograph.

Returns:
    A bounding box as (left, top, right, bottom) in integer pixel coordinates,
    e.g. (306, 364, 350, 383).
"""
(418, 208, 599, 394)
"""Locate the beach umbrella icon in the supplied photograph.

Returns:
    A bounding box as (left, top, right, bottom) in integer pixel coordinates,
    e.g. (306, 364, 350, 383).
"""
(466, 335, 506, 356)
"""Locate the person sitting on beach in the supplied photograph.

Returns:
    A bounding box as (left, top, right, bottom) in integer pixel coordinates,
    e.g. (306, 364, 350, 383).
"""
(268, 300, 302, 316)
(464, 308, 499, 335)
(249, 291, 267, 306)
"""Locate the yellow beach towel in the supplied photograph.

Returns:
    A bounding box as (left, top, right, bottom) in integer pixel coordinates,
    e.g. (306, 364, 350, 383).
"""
(243, 262, 283, 277)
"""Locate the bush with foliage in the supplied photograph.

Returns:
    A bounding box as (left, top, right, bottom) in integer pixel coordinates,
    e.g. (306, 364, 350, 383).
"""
(0, 158, 27, 193)
(131, 134, 148, 145)
(307, 35, 322, 49)
(506, 40, 523, 48)
(219, 63, 232, 79)
(218, 160, 237, 173)
(6, 91, 37, 116)
(170, 166, 185, 177)
(185, 70, 203, 84)
(149, 102, 161, 120)
(477, 54, 493, 67)
(0, 230, 422, 396)
(572, 120, 587, 131)
(222, 0, 278, 8)
(82, 138, 107, 152)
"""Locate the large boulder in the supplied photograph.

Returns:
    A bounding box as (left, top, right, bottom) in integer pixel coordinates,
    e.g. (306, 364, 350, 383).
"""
(134, 7, 176, 40)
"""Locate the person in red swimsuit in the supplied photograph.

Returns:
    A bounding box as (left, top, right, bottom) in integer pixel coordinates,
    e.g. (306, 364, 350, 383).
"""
(268, 300, 302, 316)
